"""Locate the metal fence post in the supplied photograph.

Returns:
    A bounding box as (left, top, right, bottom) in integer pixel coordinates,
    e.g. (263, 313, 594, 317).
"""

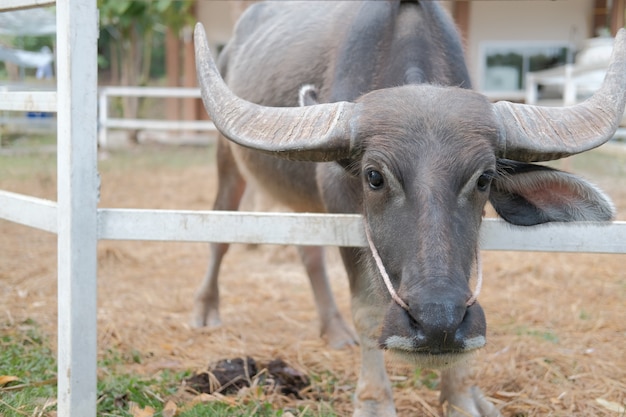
(56, 0, 99, 416)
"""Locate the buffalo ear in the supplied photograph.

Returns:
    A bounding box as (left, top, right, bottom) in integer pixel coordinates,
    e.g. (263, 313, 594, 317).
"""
(489, 160, 615, 226)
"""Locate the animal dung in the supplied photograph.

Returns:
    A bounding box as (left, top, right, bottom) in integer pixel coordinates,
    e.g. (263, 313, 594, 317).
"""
(184, 357, 310, 398)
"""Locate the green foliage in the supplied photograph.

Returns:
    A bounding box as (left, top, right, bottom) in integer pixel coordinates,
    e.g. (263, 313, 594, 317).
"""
(0, 34, 54, 53)
(98, 0, 194, 32)
(155, 0, 196, 32)
(96, 0, 195, 119)
(97, 0, 194, 76)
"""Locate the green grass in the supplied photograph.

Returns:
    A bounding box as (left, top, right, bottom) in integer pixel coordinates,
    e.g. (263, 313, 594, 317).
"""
(0, 152, 56, 182)
(0, 321, 340, 417)
(566, 145, 626, 178)
(97, 143, 215, 173)
(0, 319, 57, 417)
(0, 132, 56, 150)
(0, 140, 214, 181)
(176, 402, 337, 417)
(1, 132, 624, 184)
(514, 325, 560, 344)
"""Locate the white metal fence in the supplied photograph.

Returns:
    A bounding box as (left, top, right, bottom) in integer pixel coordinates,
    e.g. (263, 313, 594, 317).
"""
(0, 1, 98, 416)
(1, 85, 215, 147)
(97, 86, 216, 147)
(0, 1, 625, 417)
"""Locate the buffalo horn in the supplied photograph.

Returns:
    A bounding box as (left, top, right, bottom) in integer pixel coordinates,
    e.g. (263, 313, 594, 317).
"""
(194, 23, 359, 162)
(494, 29, 626, 162)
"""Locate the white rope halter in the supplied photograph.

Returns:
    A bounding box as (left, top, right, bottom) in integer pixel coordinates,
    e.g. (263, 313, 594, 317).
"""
(363, 221, 483, 311)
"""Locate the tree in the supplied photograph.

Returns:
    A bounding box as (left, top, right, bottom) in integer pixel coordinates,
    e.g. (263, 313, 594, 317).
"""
(97, 1, 194, 129)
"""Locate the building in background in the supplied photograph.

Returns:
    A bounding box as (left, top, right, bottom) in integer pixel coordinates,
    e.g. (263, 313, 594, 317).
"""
(455, 0, 621, 101)
(187, 0, 623, 107)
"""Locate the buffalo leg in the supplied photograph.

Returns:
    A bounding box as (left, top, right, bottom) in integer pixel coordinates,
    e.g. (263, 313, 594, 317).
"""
(338, 247, 396, 416)
(192, 138, 246, 328)
(440, 365, 501, 417)
(350, 300, 396, 417)
(353, 343, 396, 417)
(297, 245, 358, 348)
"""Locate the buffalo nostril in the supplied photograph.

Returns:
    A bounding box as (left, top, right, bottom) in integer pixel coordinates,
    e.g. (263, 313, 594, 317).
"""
(379, 299, 487, 354)
(406, 302, 472, 351)
(412, 303, 465, 334)
(406, 308, 419, 328)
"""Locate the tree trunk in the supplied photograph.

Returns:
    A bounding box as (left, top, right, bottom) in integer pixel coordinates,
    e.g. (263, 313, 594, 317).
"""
(182, 25, 197, 122)
(121, 28, 141, 143)
(166, 28, 181, 121)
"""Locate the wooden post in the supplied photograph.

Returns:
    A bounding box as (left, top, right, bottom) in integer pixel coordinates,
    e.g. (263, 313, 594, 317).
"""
(611, 0, 625, 36)
(594, 0, 609, 35)
(179, 1, 198, 124)
(452, 1, 470, 53)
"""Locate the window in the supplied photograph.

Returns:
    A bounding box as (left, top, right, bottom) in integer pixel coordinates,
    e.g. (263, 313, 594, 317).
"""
(481, 42, 572, 94)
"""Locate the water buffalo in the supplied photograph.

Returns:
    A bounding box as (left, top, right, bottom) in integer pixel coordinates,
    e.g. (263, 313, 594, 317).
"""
(192, 1, 626, 416)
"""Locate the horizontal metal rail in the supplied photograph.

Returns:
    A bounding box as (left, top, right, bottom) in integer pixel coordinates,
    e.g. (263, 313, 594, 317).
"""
(96, 212, 626, 254)
(97, 209, 365, 246)
(0, 190, 57, 233)
(104, 118, 215, 131)
(2, 191, 625, 254)
(99, 86, 202, 98)
(0, 91, 57, 112)
(97, 86, 214, 147)
(0, 0, 55, 11)
(479, 219, 626, 253)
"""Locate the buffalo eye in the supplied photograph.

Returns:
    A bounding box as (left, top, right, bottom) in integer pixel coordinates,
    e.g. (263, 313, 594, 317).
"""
(476, 170, 495, 192)
(366, 169, 384, 190)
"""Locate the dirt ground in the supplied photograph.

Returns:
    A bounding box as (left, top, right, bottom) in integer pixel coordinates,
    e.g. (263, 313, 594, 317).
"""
(0, 143, 624, 416)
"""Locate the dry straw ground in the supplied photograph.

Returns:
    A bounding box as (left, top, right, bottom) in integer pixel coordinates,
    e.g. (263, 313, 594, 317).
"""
(0, 143, 624, 416)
